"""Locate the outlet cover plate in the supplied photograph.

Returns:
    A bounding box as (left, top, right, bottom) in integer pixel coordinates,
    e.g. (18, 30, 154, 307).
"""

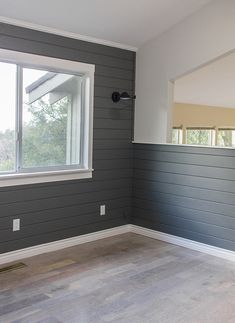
(100, 205, 106, 216)
(13, 219, 20, 231)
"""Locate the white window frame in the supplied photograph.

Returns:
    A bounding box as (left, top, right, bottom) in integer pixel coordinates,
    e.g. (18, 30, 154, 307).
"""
(172, 126, 183, 145)
(0, 49, 95, 187)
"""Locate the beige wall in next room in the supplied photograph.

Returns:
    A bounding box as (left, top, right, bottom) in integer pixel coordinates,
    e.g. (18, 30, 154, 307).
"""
(173, 103, 235, 128)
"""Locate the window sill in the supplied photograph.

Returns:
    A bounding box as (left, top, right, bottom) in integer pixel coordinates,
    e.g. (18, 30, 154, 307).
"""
(0, 169, 93, 187)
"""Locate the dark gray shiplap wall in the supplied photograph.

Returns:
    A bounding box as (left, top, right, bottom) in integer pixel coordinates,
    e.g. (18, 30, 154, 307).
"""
(1, 24, 235, 255)
(0, 23, 135, 253)
(132, 143, 235, 251)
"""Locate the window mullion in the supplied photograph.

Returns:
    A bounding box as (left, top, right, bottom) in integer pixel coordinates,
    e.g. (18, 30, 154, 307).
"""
(16, 66, 23, 173)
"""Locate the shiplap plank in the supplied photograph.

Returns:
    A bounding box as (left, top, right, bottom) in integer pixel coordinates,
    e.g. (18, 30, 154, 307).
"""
(94, 118, 132, 130)
(94, 107, 132, 120)
(0, 178, 132, 210)
(0, 200, 132, 229)
(134, 148, 235, 169)
(0, 23, 135, 60)
(131, 217, 235, 251)
(0, 187, 132, 217)
(134, 159, 235, 181)
(0, 35, 134, 70)
(133, 169, 235, 193)
(134, 178, 235, 206)
(134, 198, 235, 228)
(134, 208, 235, 242)
(0, 218, 126, 253)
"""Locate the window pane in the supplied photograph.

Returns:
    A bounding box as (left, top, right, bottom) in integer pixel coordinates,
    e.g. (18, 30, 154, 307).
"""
(217, 130, 235, 147)
(22, 68, 82, 169)
(0, 62, 16, 172)
(186, 129, 214, 146)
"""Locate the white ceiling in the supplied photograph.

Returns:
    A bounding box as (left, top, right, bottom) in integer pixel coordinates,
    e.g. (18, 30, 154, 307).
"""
(174, 51, 235, 109)
(0, 0, 212, 50)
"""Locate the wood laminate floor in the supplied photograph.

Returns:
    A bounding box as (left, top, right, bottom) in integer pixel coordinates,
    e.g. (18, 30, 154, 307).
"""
(0, 233, 235, 323)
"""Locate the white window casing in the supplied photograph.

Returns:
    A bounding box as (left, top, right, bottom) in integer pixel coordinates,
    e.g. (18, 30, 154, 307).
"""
(0, 49, 95, 186)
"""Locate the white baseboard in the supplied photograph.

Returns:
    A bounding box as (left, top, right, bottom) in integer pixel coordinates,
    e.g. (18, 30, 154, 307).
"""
(0, 225, 131, 265)
(1, 223, 235, 265)
(130, 225, 235, 262)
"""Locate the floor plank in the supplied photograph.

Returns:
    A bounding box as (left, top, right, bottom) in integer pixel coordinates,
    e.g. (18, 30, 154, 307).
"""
(0, 233, 235, 323)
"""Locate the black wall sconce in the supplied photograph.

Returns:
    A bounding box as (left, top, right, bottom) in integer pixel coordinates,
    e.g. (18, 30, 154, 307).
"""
(112, 91, 136, 103)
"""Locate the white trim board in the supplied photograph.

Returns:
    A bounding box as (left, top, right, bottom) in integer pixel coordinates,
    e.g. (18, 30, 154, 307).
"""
(0, 225, 131, 265)
(1, 224, 235, 265)
(0, 16, 138, 52)
(131, 225, 235, 263)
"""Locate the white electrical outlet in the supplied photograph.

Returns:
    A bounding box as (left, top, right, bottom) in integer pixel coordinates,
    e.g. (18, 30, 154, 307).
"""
(100, 205, 106, 216)
(13, 219, 20, 231)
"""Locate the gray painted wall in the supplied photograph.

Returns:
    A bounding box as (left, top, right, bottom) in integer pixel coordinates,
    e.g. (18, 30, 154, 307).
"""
(0, 23, 135, 253)
(132, 143, 235, 251)
(1, 23, 235, 255)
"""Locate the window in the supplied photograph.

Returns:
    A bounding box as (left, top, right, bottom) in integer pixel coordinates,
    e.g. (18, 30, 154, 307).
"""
(186, 128, 215, 146)
(172, 127, 183, 144)
(217, 128, 235, 147)
(0, 49, 94, 186)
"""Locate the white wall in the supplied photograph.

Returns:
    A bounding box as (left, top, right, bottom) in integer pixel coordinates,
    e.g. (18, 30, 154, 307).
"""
(134, 0, 235, 144)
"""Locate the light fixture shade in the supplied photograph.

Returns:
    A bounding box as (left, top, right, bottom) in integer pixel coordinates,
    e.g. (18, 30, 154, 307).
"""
(120, 92, 131, 100)
(111, 91, 136, 102)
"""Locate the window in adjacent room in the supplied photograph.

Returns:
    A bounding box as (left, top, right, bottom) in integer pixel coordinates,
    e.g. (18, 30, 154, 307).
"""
(0, 49, 95, 186)
(172, 126, 183, 144)
(186, 127, 215, 146)
(217, 128, 235, 147)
